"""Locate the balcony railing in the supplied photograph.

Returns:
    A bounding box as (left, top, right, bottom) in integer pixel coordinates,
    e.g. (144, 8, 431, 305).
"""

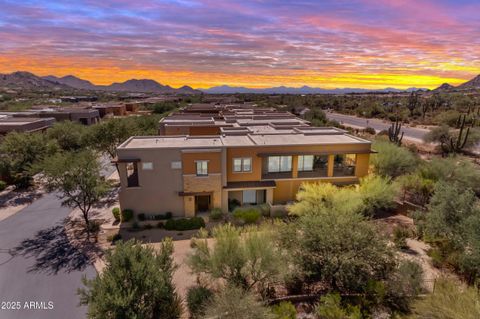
(297, 168, 328, 178)
(262, 171, 293, 179)
(333, 165, 356, 177)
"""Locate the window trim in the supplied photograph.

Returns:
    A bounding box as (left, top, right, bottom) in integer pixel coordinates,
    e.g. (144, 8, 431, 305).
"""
(232, 157, 252, 173)
(195, 160, 209, 176)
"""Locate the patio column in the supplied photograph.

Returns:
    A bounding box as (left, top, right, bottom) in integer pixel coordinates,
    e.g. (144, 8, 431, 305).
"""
(292, 155, 298, 178)
(327, 154, 334, 177)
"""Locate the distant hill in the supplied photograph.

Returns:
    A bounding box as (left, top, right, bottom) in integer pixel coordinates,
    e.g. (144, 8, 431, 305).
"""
(0, 71, 72, 91)
(42, 74, 200, 94)
(434, 74, 480, 91)
(457, 75, 480, 89)
(44, 75, 97, 90)
(200, 85, 425, 94)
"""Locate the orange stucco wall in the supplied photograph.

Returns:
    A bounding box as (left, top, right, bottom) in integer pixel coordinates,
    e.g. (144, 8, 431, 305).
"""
(182, 151, 222, 175)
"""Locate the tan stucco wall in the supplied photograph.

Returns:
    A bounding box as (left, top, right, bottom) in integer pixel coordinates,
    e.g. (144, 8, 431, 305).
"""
(117, 148, 185, 217)
(183, 174, 223, 213)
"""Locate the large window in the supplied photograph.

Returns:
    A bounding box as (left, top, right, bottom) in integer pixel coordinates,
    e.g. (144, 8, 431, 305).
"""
(268, 156, 292, 173)
(233, 157, 252, 172)
(195, 160, 208, 176)
(298, 155, 314, 171)
(243, 190, 256, 204)
(333, 154, 356, 176)
(126, 162, 139, 187)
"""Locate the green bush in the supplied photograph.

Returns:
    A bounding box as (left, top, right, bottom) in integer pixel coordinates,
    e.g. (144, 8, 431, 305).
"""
(121, 209, 134, 222)
(233, 207, 261, 224)
(228, 198, 241, 212)
(137, 213, 146, 221)
(314, 293, 362, 319)
(157, 221, 164, 229)
(371, 139, 417, 178)
(258, 203, 271, 217)
(364, 126, 376, 135)
(112, 207, 121, 221)
(186, 286, 214, 318)
(271, 301, 296, 319)
(107, 233, 122, 243)
(209, 208, 224, 221)
(0, 180, 6, 192)
(164, 217, 205, 231)
(393, 226, 411, 250)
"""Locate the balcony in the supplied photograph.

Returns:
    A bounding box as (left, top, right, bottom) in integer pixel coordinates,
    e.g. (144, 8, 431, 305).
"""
(262, 171, 293, 180)
(333, 165, 356, 177)
(297, 167, 328, 178)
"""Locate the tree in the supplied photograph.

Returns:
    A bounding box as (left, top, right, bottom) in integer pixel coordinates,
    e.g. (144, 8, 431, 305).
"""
(280, 210, 395, 292)
(188, 225, 285, 296)
(46, 121, 88, 151)
(0, 131, 58, 187)
(40, 150, 109, 237)
(79, 239, 181, 319)
(202, 285, 273, 319)
(408, 278, 480, 319)
(371, 140, 417, 178)
(88, 119, 133, 159)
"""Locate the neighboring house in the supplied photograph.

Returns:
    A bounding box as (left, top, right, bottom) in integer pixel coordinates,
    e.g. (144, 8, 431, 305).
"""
(93, 103, 127, 118)
(8, 107, 100, 125)
(115, 106, 373, 217)
(0, 117, 55, 135)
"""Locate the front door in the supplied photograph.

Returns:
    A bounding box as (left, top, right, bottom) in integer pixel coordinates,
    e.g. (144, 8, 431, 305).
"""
(195, 195, 211, 212)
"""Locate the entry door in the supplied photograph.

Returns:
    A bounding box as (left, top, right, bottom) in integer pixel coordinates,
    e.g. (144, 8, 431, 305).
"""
(196, 195, 211, 212)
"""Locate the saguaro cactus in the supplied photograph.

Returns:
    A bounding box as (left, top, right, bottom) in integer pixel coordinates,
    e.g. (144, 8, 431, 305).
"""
(450, 114, 470, 154)
(388, 118, 404, 146)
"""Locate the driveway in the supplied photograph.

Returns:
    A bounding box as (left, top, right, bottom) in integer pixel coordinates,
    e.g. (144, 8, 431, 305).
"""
(326, 111, 430, 141)
(0, 193, 96, 319)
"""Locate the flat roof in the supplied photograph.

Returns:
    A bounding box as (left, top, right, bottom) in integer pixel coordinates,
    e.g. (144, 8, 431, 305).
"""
(118, 128, 370, 150)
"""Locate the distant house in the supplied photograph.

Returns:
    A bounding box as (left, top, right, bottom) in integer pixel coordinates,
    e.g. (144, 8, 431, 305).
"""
(0, 117, 55, 135)
(92, 104, 127, 118)
(6, 107, 100, 125)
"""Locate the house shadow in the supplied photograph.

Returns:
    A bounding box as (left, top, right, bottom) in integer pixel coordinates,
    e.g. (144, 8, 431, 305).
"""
(11, 218, 97, 275)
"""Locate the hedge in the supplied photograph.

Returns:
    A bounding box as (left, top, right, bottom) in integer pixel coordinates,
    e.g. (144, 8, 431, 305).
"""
(233, 207, 261, 224)
(165, 217, 205, 231)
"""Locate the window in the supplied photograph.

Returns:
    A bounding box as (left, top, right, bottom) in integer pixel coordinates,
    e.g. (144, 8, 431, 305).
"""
(195, 160, 208, 176)
(298, 155, 314, 171)
(142, 162, 153, 170)
(126, 162, 139, 187)
(243, 190, 256, 204)
(333, 154, 356, 176)
(267, 156, 292, 173)
(233, 157, 252, 172)
(171, 161, 182, 169)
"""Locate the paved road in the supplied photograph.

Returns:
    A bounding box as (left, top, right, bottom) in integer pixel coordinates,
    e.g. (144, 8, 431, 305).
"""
(0, 192, 96, 319)
(326, 111, 430, 141)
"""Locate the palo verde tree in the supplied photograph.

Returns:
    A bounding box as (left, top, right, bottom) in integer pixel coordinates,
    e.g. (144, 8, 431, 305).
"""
(40, 150, 109, 237)
(0, 131, 58, 188)
(79, 239, 182, 319)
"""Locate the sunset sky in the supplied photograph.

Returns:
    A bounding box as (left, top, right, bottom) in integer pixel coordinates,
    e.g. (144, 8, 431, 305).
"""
(0, 0, 479, 89)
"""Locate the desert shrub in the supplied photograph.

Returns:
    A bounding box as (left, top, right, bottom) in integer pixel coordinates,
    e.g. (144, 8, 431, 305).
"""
(121, 209, 134, 222)
(358, 175, 398, 217)
(164, 217, 205, 231)
(271, 301, 296, 319)
(281, 209, 395, 293)
(228, 198, 241, 212)
(188, 225, 285, 295)
(186, 286, 214, 319)
(0, 180, 6, 192)
(364, 126, 376, 135)
(258, 203, 271, 217)
(408, 277, 480, 318)
(137, 213, 146, 221)
(107, 233, 122, 243)
(152, 212, 173, 220)
(427, 248, 444, 268)
(202, 285, 273, 319)
(289, 182, 363, 217)
(78, 239, 181, 319)
(209, 208, 224, 221)
(233, 207, 261, 224)
(393, 226, 411, 250)
(371, 140, 417, 178)
(314, 293, 362, 319)
(384, 260, 424, 312)
(111, 207, 121, 221)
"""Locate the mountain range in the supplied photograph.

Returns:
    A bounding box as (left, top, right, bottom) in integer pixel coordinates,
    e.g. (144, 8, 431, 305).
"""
(434, 74, 480, 92)
(1, 71, 479, 95)
(199, 85, 426, 94)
